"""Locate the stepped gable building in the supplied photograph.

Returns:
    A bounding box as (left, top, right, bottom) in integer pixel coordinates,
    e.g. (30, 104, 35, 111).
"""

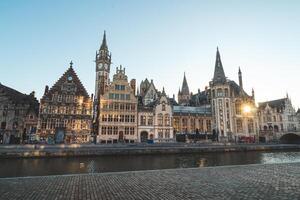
(93, 31, 112, 136)
(38, 62, 92, 143)
(97, 65, 138, 143)
(0, 84, 39, 144)
(137, 82, 176, 143)
(209, 48, 257, 141)
(257, 95, 298, 141)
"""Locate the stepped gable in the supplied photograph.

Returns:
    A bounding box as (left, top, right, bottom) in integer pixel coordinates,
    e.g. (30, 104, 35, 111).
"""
(45, 63, 89, 99)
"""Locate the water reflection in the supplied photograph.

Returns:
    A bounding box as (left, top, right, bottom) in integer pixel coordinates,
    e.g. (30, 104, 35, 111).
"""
(0, 150, 300, 178)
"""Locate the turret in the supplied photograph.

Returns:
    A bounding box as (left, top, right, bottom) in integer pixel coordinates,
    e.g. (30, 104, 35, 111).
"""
(238, 67, 243, 90)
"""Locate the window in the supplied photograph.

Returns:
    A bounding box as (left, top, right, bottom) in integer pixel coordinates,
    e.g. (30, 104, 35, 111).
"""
(125, 127, 130, 135)
(130, 115, 135, 123)
(114, 115, 119, 122)
(162, 103, 166, 111)
(1, 122, 6, 130)
(225, 89, 229, 97)
(101, 127, 107, 135)
(158, 114, 163, 126)
(108, 115, 113, 122)
(113, 127, 118, 135)
(248, 119, 254, 133)
(3, 105, 8, 117)
(130, 127, 134, 135)
(102, 114, 107, 122)
(217, 89, 223, 97)
(140, 115, 146, 125)
(125, 115, 130, 122)
(115, 85, 125, 90)
(165, 129, 170, 138)
(158, 129, 163, 138)
(164, 114, 170, 126)
(236, 119, 243, 133)
(148, 116, 153, 125)
(108, 126, 112, 135)
(120, 115, 125, 122)
(126, 94, 130, 100)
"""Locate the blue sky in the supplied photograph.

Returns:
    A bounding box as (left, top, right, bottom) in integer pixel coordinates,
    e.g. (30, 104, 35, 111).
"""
(1, 0, 300, 108)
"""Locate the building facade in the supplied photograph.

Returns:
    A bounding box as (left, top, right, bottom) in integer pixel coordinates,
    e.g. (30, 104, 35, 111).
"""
(257, 96, 298, 141)
(209, 48, 257, 141)
(0, 84, 39, 144)
(137, 79, 175, 143)
(38, 62, 92, 144)
(97, 66, 138, 143)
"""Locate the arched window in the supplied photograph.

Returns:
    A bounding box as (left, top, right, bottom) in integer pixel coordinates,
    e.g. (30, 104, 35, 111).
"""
(164, 114, 170, 126)
(157, 114, 163, 126)
(1, 122, 6, 130)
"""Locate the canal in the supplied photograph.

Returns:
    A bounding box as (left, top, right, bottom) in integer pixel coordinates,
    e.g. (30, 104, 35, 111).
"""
(1, 150, 300, 178)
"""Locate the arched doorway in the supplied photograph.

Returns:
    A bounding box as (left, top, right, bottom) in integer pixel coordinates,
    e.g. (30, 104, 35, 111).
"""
(140, 131, 148, 143)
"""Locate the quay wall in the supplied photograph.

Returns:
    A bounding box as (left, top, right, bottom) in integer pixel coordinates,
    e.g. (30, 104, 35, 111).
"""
(0, 143, 300, 158)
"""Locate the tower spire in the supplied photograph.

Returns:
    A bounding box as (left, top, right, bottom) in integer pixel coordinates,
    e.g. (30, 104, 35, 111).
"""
(238, 66, 243, 90)
(100, 30, 108, 50)
(213, 47, 226, 84)
(181, 72, 189, 95)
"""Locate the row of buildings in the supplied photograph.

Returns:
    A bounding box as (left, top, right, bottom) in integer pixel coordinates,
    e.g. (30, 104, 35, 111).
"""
(0, 32, 299, 144)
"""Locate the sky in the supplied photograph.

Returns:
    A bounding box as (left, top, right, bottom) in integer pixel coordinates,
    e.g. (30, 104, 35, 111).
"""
(0, 0, 300, 108)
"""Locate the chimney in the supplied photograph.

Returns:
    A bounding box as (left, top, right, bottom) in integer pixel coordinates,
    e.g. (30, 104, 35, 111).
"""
(130, 79, 136, 95)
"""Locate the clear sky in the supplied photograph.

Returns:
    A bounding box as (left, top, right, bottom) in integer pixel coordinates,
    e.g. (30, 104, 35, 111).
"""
(1, 0, 299, 108)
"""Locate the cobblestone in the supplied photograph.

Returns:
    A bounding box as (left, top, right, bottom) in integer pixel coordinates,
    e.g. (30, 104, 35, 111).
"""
(0, 163, 300, 200)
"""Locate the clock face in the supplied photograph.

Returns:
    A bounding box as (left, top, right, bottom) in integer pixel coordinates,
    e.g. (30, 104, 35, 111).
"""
(68, 76, 73, 81)
(104, 63, 108, 69)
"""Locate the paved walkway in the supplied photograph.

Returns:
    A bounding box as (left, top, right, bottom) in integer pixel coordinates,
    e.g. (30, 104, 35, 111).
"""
(0, 163, 300, 200)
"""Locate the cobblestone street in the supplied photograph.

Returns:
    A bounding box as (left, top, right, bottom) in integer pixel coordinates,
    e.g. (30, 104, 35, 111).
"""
(0, 163, 300, 200)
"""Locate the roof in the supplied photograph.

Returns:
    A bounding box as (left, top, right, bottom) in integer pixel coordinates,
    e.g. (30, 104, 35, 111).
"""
(258, 98, 287, 110)
(173, 105, 211, 115)
(44, 65, 90, 99)
(0, 83, 39, 115)
(212, 48, 226, 84)
(180, 73, 189, 95)
(189, 90, 209, 106)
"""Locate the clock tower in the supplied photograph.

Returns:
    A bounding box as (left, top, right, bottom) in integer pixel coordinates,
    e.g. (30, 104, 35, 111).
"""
(93, 31, 112, 138)
(95, 31, 111, 100)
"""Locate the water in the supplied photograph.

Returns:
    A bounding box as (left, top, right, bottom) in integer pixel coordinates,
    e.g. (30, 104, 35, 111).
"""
(1, 150, 300, 178)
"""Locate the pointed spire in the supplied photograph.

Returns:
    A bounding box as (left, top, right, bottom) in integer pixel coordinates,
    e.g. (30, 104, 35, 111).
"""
(100, 30, 108, 50)
(213, 47, 226, 84)
(181, 72, 189, 95)
(162, 87, 166, 95)
(69, 60, 73, 68)
(238, 66, 243, 90)
(252, 88, 255, 100)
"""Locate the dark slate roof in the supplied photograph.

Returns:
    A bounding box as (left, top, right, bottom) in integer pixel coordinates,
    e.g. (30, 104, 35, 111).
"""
(189, 91, 209, 106)
(212, 48, 226, 84)
(44, 65, 90, 98)
(258, 98, 287, 110)
(228, 80, 251, 98)
(0, 83, 39, 115)
(173, 105, 211, 115)
(180, 73, 189, 95)
(100, 31, 108, 51)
